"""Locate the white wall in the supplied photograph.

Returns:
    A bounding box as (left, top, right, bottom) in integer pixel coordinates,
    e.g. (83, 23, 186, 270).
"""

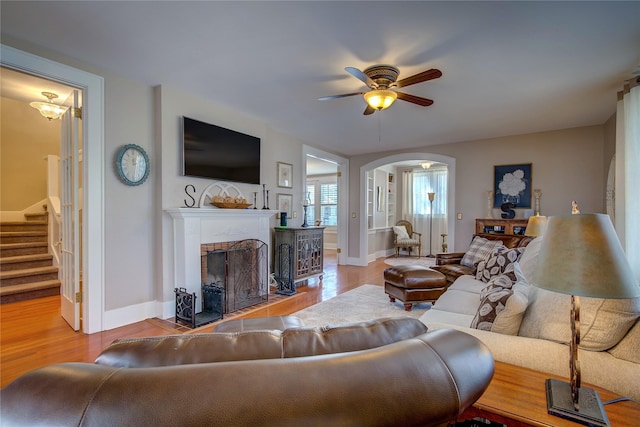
(2, 38, 315, 329)
(157, 85, 306, 316)
(349, 125, 606, 255)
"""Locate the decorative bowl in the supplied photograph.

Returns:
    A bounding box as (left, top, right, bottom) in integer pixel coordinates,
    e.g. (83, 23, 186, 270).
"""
(211, 202, 253, 209)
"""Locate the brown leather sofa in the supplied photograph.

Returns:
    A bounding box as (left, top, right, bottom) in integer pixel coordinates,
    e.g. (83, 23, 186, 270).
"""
(1, 317, 494, 427)
(433, 233, 532, 285)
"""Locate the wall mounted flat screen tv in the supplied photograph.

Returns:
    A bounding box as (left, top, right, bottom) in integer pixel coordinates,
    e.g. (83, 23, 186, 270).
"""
(182, 116, 261, 185)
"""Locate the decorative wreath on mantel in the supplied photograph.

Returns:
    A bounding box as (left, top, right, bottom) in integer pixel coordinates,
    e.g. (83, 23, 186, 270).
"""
(198, 182, 251, 209)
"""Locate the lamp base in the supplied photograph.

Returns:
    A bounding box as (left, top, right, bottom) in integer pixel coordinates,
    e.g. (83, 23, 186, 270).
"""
(545, 379, 610, 427)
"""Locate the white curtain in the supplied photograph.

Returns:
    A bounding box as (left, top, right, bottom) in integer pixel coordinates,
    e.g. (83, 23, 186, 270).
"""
(401, 170, 413, 222)
(406, 166, 448, 256)
(616, 78, 640, 282)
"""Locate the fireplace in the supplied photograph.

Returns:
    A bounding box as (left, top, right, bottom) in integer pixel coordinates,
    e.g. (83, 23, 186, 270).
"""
(201, 239, 268, 313)
(165, 207, 276, 321)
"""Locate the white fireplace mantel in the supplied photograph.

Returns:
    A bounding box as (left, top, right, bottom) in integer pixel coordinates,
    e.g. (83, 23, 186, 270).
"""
(166, 208, 277, 297)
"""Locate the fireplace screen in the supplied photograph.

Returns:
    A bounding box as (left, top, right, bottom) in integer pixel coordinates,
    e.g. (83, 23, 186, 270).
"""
(201, 239, 268, 313)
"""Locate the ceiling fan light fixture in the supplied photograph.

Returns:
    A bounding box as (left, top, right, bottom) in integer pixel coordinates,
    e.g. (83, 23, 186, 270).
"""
(364, 89, 397, 110)
(30, 91, 67, 121)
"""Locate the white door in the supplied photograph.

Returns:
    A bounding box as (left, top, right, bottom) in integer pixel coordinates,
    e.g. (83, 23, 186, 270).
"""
(60, 90, 81, 330)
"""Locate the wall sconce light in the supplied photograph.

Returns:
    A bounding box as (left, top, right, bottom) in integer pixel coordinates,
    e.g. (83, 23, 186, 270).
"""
(30, 92, 68, 121)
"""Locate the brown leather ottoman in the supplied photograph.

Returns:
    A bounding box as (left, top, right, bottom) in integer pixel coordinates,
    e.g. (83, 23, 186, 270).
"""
(214, 315, 304, 333)
(383, 266, 447, 311)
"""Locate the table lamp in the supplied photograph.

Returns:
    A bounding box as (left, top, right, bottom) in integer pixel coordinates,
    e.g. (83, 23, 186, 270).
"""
(525, 215, 547, 237)
(532, 214, 639, 426)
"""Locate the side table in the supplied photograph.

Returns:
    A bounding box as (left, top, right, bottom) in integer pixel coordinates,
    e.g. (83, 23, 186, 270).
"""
(458, 361, 639, 426)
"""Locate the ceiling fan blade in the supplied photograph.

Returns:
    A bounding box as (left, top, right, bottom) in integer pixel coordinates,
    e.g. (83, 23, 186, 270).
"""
(318, 92, 364, 101)
(345, 67, 377, 88)
(394, 68, 442, 88)
(363, 104, 375, 115)
(396, 92, 434, 107)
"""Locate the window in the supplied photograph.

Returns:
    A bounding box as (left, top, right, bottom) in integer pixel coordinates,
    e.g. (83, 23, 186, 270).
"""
(320, 183, 338, 226)
(413, 167, 447, 216)
(306, 184, 315, 225)
(306, 179, 337, 226)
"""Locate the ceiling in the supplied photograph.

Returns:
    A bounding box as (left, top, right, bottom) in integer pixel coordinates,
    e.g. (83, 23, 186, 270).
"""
(1, 1, 639, 157)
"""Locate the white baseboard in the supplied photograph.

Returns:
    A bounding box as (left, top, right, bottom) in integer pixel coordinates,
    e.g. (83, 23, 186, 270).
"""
(103, 301, 161, 331)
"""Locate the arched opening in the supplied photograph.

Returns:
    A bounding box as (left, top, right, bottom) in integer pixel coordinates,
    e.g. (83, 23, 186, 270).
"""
(358, 153, 456, 266)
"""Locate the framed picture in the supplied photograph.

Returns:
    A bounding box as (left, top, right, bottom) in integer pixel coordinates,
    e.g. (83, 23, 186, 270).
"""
(277, 162, 293, 188)
(276, 193, 293, 218)
(494, 163, 532, 208)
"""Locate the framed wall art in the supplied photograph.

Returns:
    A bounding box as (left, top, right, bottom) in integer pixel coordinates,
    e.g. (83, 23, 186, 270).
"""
(276, 193, 293, 218)
(277, 162, 293, 188)
(494, 163, 532, 208)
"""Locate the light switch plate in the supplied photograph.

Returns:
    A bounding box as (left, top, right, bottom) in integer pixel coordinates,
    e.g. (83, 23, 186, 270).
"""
(457, 212, 463, 220)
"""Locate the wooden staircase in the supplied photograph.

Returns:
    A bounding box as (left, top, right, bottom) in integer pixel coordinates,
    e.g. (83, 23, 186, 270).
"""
(0, 212, 60, 304)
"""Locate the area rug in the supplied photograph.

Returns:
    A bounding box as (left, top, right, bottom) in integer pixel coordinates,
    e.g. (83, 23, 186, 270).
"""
(383, 257, 436, 268)
(292, 284, 430, 327)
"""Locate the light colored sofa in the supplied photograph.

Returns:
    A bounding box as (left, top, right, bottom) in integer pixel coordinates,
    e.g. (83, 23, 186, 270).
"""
(419, 236, 640, 403)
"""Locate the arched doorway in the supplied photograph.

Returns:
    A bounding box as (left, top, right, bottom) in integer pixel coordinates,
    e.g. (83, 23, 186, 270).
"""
(358, 152, 456, 266)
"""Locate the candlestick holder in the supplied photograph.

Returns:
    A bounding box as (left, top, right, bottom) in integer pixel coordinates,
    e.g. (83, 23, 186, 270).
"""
(534, 189, 542, 216)
(262, 184, 267, 210)
(302, 205, 309, 227)
(253, 192, 258, 209)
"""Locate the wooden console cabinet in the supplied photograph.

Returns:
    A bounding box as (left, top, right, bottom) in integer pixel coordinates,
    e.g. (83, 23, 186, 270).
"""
(476, 218, 528, 236)
(273, 227, 325, 294)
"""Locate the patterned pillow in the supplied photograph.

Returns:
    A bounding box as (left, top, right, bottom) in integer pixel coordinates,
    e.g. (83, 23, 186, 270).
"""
(471, 275, 514, 331)
(460, 237, 504, 268)
(491, 263, 530, 335)
(479, 274, 514, 299)
(476, 246, 527, 283)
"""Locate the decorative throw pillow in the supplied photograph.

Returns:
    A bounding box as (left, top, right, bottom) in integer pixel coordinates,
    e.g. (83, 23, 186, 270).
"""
(518, 288, 640, 351)
(608, 319, 640, 364)
(517, 236, 543, 282)
(460, 237, 504, 268)
(479, 274, 514, 299)
(490, 262, 530, 335)
(392, 225, 410, 241)
(471, 275, 514, 331)
(476, 246, 527, 283)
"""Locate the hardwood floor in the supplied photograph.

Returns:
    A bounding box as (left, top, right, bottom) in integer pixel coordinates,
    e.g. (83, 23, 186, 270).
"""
(1, 251, 391, 388)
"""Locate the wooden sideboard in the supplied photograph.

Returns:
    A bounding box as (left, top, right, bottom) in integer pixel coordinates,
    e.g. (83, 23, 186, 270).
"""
(476, 218, 528, 236)
(273, 226, 325, 295)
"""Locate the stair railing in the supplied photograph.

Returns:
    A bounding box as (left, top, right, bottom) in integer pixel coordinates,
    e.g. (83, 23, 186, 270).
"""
(45, 155, 62, 267)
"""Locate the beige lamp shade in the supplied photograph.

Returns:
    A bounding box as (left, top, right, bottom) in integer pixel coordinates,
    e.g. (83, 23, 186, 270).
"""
(525, 215, 547, 237)
(533, 214, 639, 299)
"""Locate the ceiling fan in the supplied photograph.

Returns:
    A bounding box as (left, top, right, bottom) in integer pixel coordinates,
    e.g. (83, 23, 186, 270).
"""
(318, 64, 442, 115)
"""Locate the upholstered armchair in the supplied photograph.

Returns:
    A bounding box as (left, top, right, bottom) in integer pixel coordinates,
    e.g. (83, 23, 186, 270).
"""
(393, 220, 422, 257)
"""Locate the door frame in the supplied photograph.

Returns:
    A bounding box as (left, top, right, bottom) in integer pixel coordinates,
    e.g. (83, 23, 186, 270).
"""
(302, 145, 348, 265)
(1, 44, 105, 333)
